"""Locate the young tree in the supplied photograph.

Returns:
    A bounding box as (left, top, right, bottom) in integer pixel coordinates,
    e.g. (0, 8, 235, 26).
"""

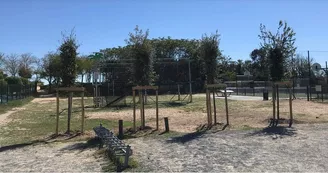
(258, 20, 297, 81)
(3, 54, 20, 77)
(59, 30, 79, 87)
(126, 25, 155, 85)
(199, 31, 221, 84)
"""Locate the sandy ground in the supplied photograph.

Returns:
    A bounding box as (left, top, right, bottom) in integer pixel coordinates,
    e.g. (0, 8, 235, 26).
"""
(88, 98, 328, 132)
(0, 107, 26, 126)
(127, 123, 328, 172)
(0, 141, 106, 172)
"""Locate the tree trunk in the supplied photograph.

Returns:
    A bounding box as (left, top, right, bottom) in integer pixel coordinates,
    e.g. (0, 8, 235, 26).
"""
(81, 74, 84, 83)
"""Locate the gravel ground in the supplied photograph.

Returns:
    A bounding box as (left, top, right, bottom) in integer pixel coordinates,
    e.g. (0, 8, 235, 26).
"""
(0, 141, 106, 172)
(127, 123, 328, 172)
(1, 124, 328, 172)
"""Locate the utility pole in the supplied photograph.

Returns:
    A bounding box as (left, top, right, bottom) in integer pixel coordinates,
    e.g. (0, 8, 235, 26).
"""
(188, 58, 192, 103)
(308, 50, 311, 100)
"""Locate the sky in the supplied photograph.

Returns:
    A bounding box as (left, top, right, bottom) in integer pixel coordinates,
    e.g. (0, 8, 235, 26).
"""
(1, 0, 328, 66)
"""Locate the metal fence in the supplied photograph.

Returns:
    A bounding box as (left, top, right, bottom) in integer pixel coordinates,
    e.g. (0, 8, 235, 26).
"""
(0, 84, 35, 104)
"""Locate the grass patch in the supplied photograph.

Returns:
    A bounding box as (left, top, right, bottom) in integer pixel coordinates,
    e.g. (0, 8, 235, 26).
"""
(0, 97, 34, 114)
(0, 99, 135, 146)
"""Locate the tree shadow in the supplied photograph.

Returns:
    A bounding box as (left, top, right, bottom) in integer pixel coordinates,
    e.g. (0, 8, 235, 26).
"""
(246, 126, 297, 138)
(0, 140, 46, 152)
(59, 137, 101, 151)
(166, 130, 206, 144)
(0, 132, 82, 152)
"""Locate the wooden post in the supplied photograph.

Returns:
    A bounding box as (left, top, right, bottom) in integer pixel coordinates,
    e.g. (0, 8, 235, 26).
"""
(67, 92, 73, 134)
(205, 89, 209, 125)
(276, 85, 280, 120)
(212, 90, 217, 124)
(289, 88, 293, 127)
(164, 117, 169, 132)
(206, 88, 212, 126)
(224, 88, 229, 125)
(272, 85, 276, 121)
(156, 90, 159, 130)
(177, 84, 181, 101)
(139, 90, 143, 129)
(56, 91, 59, 135)
(81, 91, 85, 134)
(132, 90, 136, 132)
(142, 93, 145, 128)
(118, 120, 123, 139)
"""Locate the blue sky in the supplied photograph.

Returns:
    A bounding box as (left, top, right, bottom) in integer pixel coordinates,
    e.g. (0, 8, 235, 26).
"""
(1, 0, 328, 65)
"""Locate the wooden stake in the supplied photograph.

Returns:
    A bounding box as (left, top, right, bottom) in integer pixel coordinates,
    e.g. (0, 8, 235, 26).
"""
(56, 91, 59, 135)
(132, 90, 136, 132)
(272, 85, 276, 121)
(212, 91, 217, 124)
(164, 117, 169, 132)
(156, 90, 159, 130)
(142, 93, 145, 128)
(224, 88, 229, 125)
(289, 88, 293, 127)
(206, 89, 210, 125)
(67, 92, 73, 134)
(81, 91, 85, 134)
(276, 85, 280, 120)
(139, 90, 143, 129)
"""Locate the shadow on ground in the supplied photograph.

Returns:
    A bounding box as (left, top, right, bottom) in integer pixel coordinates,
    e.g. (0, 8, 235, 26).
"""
(166, 124, 229, 144)
(0, 132, 82, 152)
(59, 137, 101, 151)
(247, 126, 297, 137)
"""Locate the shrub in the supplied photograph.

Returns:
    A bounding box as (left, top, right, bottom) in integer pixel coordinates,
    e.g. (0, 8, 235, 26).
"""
(5, 76, 23, 85)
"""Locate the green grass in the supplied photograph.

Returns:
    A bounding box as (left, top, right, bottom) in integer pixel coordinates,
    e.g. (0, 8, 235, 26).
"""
(0, 98, 135, 146)
(0, 97, 34, 114)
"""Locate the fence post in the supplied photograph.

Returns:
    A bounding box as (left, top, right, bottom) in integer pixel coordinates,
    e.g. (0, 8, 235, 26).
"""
(307, 86, 310, 101)
(6, 84, 9, 103)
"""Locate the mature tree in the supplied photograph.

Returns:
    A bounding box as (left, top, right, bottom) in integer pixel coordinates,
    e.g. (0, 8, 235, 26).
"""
(250, 48, 270, 80)
(18, 66, 32, 79)
(126, 25, 155, 85)
(20, 53, 36, 70)
(40, 52, 61, 93)
(59, 31, 79, 87)
(258, 20, 297, 81)
(199, 31, 221, 84)
(76, 55, 94, 83)
(3, 54, 20, 77)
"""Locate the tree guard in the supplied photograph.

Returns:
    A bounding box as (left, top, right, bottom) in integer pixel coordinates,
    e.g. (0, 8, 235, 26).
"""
(55, 87, 85, 135)
(271, 81, 293, 127)
(132, 86, 159, 131)
(205, 84, 229, 126)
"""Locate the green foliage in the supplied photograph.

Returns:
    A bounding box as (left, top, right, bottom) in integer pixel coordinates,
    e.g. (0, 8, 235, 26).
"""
(127, 26, 155, 85)
(257, 20, 297, 81)
(20, 78, 30, 85)
(59, 30, 79, 87)
(18, 66, 32, 79)
(268, 47, 284, 81)
(40, 52, 61, 92)
(5, 76, 22, 85)
(0, 79, 7, 86)
(76, 55, 95, 83)
(199, 31, 221, 84)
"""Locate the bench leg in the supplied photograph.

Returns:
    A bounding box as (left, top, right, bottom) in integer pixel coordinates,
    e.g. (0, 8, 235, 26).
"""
(124, 145, 131, 168)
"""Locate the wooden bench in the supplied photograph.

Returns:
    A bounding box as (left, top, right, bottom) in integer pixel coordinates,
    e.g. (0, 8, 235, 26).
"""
(216, 90, 234, 97)
(93, 125, 132, 169)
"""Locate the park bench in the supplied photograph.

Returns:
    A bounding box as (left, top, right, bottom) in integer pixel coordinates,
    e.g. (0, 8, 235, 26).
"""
(93, 125, 132, 169)
(216, 90, 234, 97)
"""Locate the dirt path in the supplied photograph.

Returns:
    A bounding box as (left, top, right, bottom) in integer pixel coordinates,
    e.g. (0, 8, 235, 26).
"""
(0, 141, 106, 172)
(127, 123, 328, 172)
(0, 107, 26, 126)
